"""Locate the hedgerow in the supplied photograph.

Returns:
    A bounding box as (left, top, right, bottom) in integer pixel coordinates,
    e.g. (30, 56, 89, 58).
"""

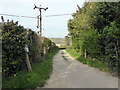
(67, 2, 120, 73)
(1, 20, 57, 78)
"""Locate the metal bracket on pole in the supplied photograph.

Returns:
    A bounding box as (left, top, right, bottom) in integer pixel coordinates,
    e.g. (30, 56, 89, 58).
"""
(34, 4, 48, 36)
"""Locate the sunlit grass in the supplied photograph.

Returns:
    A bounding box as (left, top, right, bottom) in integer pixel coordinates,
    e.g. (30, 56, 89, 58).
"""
(66, 49, 81, 59)
(66, 49, 107, 72)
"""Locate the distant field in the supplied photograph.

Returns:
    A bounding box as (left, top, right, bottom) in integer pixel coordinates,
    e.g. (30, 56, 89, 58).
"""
(49, 38, 65, 45)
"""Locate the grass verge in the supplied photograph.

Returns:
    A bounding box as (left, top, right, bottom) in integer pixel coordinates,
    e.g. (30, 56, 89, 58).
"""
(2, 49, 59, 89)
(66, 49, 107, 72)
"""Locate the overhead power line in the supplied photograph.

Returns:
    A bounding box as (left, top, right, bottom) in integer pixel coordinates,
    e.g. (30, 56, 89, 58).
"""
(0, 13, 36, 19)
(0, 13, 73, 19)
(45, 13, 73, 17)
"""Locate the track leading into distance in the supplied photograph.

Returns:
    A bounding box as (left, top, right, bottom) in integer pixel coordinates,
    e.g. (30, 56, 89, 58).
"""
(44, 50, 118, 88)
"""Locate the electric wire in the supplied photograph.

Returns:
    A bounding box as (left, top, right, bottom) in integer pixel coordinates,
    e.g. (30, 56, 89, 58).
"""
(0, 13, 73, 19)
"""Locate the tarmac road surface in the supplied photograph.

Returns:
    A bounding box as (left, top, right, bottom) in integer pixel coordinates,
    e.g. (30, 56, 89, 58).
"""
(44, 50, 118, 88)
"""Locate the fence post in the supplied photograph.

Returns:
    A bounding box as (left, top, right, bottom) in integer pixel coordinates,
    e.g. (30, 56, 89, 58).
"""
(43, 47, 47, 58)
(85, 49, 87, 59)
(25, 45, 32, 71)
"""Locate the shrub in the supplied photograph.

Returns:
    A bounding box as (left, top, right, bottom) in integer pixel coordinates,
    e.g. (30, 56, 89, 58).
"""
(2, 20, 27, 77)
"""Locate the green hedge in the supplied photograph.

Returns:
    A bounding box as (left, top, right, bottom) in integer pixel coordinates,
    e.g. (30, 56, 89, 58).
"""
(2, 21, 27, 77)
(1, 20, 58, 78)
(67, 2, 120, 73)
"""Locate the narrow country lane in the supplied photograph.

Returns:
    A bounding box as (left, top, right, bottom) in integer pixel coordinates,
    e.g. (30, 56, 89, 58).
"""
(44, 50, 118, 88)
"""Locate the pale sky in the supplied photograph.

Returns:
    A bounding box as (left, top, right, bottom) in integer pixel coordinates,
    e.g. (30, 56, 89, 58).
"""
(0, 0, 85, 38)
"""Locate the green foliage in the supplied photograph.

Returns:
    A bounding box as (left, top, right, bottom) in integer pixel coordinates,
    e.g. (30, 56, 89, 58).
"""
(82, 30, 101, 58)
(66, 49, 81, 59)
(2, 48, 59, 88)
(27, 30, 42, 62)
(2, 20, 59, 88)
(42, 37, 52, 47)
(104, 21, 120, 72)
(42, 37, 58, 52)
(2, 20, 58, 78)
(67, 2, 120, 73)
(2, 20, 27, 77)
(66, 49, 107, 72)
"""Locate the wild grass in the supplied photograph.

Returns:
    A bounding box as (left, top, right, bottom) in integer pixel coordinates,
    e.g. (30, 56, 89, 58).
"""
(2, 49, 59, 89)
(66, 49, 107, 72)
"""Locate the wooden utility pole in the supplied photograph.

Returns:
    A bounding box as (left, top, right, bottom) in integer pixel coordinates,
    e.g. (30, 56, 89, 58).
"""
(34, 4, 48, 36)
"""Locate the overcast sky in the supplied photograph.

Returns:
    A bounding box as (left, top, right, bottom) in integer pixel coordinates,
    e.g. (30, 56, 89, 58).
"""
(0, 0, 85, 38)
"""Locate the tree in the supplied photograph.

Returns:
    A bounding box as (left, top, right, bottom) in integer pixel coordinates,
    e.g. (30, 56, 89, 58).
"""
(67, 2, 120, 73)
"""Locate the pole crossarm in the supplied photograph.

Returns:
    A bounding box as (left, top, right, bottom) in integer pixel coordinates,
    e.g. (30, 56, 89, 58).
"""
(34, 4, 48, 35)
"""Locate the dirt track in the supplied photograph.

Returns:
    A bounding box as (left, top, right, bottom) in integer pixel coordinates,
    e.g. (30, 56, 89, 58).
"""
(44, 50, 118, 88)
